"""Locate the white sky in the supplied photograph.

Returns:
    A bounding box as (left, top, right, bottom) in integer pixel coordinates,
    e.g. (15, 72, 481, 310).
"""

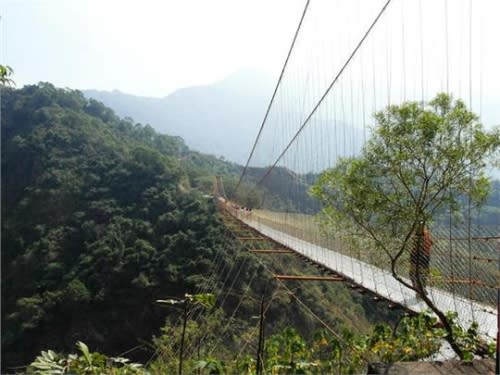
(2, 0, 304, 97)
(2, 0, 499, 117)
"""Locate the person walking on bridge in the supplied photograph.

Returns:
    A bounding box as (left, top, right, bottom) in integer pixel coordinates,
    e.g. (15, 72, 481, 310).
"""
(409, 221, 432, 295)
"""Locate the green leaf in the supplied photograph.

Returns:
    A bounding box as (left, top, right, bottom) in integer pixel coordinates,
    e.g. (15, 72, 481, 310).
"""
(76, 341, 92, 366)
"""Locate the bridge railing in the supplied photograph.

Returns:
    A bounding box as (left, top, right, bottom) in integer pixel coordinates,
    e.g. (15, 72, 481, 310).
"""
(235, 208, 498, 309)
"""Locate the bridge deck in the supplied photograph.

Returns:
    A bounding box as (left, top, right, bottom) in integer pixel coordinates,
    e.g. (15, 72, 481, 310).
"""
(233, 211, 497, 341)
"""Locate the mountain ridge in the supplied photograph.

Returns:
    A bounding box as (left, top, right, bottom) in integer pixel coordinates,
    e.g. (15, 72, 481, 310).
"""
(83, 70, 275, 164)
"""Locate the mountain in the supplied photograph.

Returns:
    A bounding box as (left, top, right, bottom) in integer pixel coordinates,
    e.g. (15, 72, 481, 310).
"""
(84, 70, 275, 164)
(2, 83, 381, 370)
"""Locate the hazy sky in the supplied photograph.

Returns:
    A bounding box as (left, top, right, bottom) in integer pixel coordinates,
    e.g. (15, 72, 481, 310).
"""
(2, 0, 304, 97)
(2, 0, 499, 115)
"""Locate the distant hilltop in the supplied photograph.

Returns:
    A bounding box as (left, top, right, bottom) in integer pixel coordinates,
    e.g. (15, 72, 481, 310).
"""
(83, 70, 274, 164)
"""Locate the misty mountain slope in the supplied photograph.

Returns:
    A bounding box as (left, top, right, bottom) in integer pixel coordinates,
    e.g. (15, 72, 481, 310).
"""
(84, 70, 274, 164)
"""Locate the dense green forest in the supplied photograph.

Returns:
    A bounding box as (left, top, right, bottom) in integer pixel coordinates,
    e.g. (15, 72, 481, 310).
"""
(2, 83, 396, 372)
(1, 83, 221, 366)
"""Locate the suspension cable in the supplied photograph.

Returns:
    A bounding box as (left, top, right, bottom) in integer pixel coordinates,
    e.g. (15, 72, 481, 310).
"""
(255, 0, 392, 186)
(236, 0, 311, 191)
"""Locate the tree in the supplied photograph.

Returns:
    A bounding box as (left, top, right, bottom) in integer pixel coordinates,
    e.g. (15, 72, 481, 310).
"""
(156, 293, 215, 375)
(0, 64, 15, 87)
(311, 93, 500, 358)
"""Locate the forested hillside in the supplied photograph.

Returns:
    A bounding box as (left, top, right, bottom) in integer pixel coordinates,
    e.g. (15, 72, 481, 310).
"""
(1, 83, 222, 366)
(2, 83, 382, 371)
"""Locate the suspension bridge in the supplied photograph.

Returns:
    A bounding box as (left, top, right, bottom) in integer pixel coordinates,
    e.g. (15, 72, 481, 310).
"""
(217, 197, 497, 340)
(214, 0, 499, 354)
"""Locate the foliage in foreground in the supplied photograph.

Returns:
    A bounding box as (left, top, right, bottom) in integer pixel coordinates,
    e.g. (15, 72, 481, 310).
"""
(28, 341, 145, 375)
(29, 312, 476, 374)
